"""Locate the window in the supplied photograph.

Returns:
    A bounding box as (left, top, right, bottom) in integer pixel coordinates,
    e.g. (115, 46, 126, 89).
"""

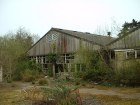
(136, 50, 140, 58)
(126, 51, 135, 59)
(110, 51, 115, 59)
(46, 33, 58, 42)
(114, 49, 140, 60)
(126, 50, 140, 59)
(52, 34, 58, 40)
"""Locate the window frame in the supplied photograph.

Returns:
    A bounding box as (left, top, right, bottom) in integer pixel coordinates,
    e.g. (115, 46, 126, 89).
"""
(126, 50, 135, 59)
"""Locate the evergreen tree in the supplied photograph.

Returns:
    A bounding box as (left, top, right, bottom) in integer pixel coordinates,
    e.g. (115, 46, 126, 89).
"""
(118, 19, 140, 37)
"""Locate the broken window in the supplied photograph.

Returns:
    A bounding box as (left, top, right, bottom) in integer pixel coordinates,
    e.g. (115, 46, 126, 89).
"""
(126, 51, 135, 59)
(136, 50, 140, 58)
(46, 33, 58, 42)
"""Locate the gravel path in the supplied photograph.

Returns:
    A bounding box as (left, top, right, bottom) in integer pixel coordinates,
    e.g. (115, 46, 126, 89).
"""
(79, 88, 140, 99)
(82, 96, 102, 105)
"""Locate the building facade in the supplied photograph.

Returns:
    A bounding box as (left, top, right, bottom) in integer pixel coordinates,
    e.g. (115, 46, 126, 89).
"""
(27, 27, 140, 75)
(27, 28, 114, 74)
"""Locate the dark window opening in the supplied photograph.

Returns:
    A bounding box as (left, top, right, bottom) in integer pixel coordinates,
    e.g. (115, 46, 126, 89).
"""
(137, 50, 140, 58)
(127, 51, 135, 59)
(57, 64, 63, 72)
(101, 50, 110, 64)
(43, 57, 45, 63)
(110, 51, 115, 59)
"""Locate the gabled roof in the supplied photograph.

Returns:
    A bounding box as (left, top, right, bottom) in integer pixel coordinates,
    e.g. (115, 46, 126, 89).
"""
(52, 28, 115, 46)
(27, 27, 116, 53)
(107, 27, 140, 46)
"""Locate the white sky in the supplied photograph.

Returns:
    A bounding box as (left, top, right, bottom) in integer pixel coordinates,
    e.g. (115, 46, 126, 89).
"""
(0, 0, 140, 37)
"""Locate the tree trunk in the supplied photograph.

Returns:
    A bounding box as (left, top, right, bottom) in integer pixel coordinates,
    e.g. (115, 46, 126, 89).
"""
(53, 64, 55, 77)
(0, 66, 3, 82)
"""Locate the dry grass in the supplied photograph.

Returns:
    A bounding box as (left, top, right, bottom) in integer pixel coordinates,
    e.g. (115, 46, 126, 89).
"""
(81, 81, 140, 94)
(94, 94, 140, 105)
(0, 88, 25, 105)
(0, 83, 31, 105)
(21, 86, 43, 101)
(0, 82, 139, 105)
(80, 82, 140, 105)
(115, 87, 140, 94)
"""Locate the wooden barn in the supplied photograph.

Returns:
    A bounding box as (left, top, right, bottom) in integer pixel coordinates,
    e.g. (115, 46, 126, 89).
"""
(107, 28, 140, 70)
(27, 28, 115, 75)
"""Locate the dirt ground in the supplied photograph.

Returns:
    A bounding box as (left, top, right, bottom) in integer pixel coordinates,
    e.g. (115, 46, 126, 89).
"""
(79, 88, 140, 99)
(0, 81, 140, 105)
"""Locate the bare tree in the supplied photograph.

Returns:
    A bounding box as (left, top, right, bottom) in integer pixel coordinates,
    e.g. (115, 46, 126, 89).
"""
(94, 19, 121, 37)
(0, 27, 39, 81)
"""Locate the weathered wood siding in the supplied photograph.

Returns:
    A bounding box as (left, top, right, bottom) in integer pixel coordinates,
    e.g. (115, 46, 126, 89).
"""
(109, 29, 140, 49)
(27, 30, 101, 56)
(112, 51, 140, 71)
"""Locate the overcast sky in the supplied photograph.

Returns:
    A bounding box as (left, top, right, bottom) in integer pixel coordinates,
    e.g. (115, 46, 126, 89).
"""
(0, 0, 140, 37)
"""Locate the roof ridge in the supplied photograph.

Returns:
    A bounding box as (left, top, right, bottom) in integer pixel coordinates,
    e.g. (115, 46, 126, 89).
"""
(53, 27, 113, 38)
(53, 27, 115, 46)
(107, 27, 140, 45)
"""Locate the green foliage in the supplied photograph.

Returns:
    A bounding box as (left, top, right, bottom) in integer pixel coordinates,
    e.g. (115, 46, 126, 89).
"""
(47, 53, 60, 77)
(46, 64, 53, 77)
(83, 65, 113, 83)
(75, 46, 140, 87)
(118, 19, 140, 37)
(76, 47, 140, 86)
(42, 82, 78, 105)
(114, 60, 140, 87)
(21, 69, 36, 82)
(0, 27, 39, 81)
(13, 55, 41, 81)
(38, 78, 48, 85)
(75, 47, 96, 69)
(75, 47, 113, 83)
(47, 53, 59, 63)
(73, 71, 85, 78)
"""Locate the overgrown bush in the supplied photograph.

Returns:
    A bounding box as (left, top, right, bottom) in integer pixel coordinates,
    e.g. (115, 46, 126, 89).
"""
(38, 78, 48, 85)
(21, 75, 81, 105)
(83, 66, 113, 83)
(21, 69, 36, 82)
(73, 71, 85, 78)
(13, 55, 42, 81)
(46, 64, 53, 77)
(42, 83, 78, 105)
(114, 60, 140, 87)
(75, 47, 113, 83)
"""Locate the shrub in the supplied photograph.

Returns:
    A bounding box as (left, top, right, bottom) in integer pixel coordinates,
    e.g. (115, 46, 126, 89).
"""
(21, 69, 36, 82)
(13, 56, 42, 81)
(114, 60, 140, 87)
(21, 86, 42, 101)
(41, 83, 78, 105)
(21, 79, 80, 105)
(45, 64, 53, 77)
(38, 78, 48, 85)
(73, 71, 84, 78)
(82, 63, 113, 83)
(75, 48, 114, 83)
